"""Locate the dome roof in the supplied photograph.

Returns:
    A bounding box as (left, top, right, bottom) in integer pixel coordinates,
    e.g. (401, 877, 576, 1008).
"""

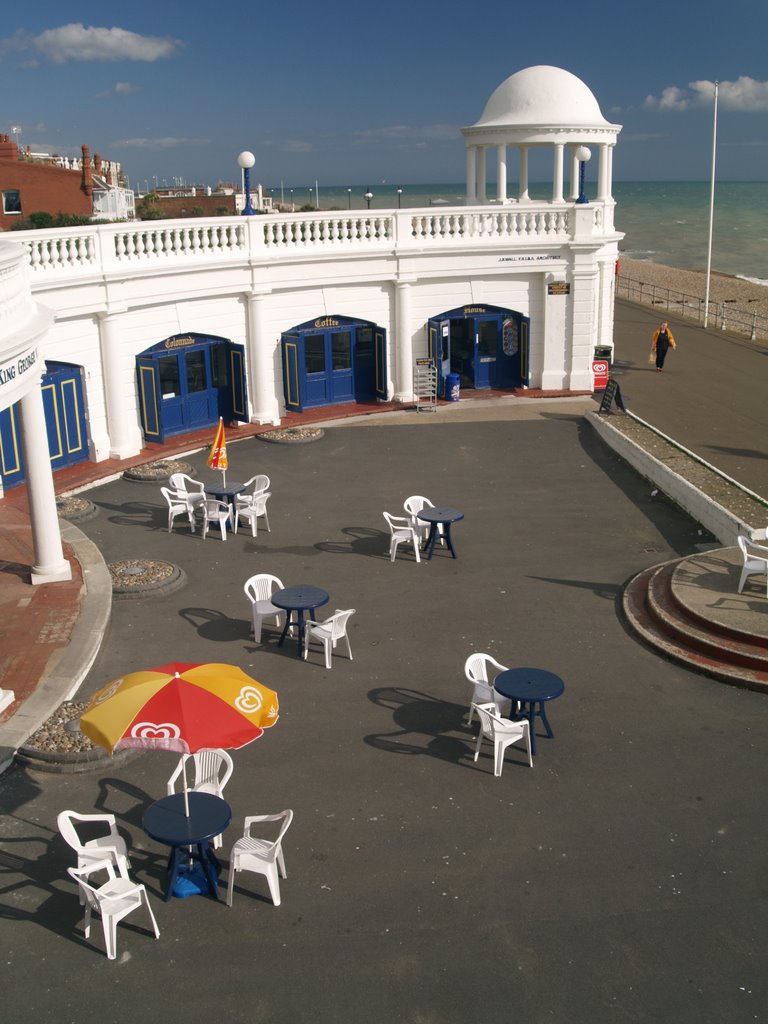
(475, 65, 610, 128)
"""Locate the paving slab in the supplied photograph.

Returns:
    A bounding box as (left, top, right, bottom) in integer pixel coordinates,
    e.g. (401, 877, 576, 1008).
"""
(2, 404, 767, 1024)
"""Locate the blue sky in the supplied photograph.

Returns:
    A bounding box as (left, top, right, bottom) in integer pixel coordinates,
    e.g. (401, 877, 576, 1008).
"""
(2, 0, 767, 191)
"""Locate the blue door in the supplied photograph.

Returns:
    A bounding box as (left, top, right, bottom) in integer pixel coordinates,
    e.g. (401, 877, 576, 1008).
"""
(137, 334, 248, 442)
(281, 317, 387, 412)
(0, 362, 88, 490)
(428, 306, 530, 390)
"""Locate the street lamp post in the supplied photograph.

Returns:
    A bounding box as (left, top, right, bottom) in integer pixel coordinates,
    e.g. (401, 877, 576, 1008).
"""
(364, 188, 373, 210)
(575, 146, 591, 205)
(347, 188, 352, 209)
(237, 151, 256, 215)
(290, 189, 294, 212)
(397, 188, 402, 209)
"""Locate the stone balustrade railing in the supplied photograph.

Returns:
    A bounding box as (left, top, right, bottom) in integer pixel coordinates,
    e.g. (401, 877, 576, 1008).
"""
(0, 243, 38, 337)
(7, 202, 609, 282)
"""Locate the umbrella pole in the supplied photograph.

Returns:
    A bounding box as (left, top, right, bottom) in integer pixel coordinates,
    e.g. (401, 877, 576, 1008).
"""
(182, 756, 190, 817)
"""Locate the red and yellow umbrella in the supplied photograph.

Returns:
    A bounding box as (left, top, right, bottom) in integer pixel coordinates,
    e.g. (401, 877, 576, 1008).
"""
(80, 661, 278, 756)
(207, 417, 228, 485)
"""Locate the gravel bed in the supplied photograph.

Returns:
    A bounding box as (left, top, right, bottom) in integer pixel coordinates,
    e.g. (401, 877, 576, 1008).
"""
(56, 496, 98, 522)
(109, 558, 186, 598)
(123, 459, 194, 482)
(23, 701, 96, 754)
(258, 426, 324, 444)
(605, 412, 768, 526)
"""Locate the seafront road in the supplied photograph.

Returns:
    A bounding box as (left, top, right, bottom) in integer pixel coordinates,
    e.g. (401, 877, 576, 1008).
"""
(612, 298, 768, 500)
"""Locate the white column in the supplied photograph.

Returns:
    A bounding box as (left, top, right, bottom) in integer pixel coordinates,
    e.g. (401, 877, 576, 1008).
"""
(477, 147, 487, 203)
(568, 149, 580, 200)
(98, 309, 142, 458)
(394, 278, 416, 401)
(552, 144, 565, 203)
(597, 143, 610, 201)
(466, 146, 477, 204)
(19, 385, 72, 584)
(519, 147, 530, 201)
(496, 145, 507, 203)
(245, 291, 280, 424)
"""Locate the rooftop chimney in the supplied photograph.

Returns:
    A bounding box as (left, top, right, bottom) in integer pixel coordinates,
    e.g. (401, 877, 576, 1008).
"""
(81, 144, 93, 196)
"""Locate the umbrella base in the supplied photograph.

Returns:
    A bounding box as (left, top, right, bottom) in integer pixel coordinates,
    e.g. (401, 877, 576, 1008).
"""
(173, 862, 219, 899)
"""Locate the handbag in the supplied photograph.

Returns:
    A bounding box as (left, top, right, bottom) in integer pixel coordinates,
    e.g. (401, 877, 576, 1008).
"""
(648, 350, 656, 364)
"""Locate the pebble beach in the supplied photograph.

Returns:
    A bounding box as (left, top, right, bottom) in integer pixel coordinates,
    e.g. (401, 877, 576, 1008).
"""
(619, 256, 768, 320)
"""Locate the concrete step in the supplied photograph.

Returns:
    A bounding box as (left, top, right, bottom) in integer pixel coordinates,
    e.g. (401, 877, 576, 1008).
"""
(646, 562, 768, 671)
(622, 559, 768, 692)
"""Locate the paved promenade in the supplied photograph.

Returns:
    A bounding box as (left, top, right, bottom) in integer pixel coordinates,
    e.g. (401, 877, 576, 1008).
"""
(1, 305, 767, 1022)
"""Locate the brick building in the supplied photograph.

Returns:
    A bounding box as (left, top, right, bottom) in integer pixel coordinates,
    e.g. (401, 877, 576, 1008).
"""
(0, 137, 134, 230)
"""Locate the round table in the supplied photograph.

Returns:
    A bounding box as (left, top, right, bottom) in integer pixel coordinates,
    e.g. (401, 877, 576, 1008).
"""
(143, 792, 232, 900)
(493, 667, 565, 756)
(416, 506, 465, 559)
(204, 481, 245, 529)
(271, 585, 330, 655)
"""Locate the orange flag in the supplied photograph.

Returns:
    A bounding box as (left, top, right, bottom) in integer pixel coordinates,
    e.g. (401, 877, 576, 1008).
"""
(207, 418, 228, 470)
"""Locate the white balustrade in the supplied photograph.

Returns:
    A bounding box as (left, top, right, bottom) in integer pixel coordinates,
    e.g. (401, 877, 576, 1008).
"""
(7, 201, 605, 286)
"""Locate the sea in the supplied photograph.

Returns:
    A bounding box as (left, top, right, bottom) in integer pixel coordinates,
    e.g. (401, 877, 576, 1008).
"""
(276, 181, 768, 285)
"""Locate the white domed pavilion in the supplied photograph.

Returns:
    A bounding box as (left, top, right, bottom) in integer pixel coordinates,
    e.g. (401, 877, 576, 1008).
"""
(462, 65, 621, 204)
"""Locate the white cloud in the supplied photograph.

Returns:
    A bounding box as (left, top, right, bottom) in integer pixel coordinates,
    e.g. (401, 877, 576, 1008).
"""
(114, 137, 208, 149)
(1, 23, 181, 64)
(351, 124, 458, 143)
(645, 77, 768, 113)
(261, 139, 314, 153)
(96, 81, 142, 97)
(644, 86, 691, 111)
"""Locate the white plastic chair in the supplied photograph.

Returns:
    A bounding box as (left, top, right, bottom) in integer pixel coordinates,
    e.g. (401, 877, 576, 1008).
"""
(464, 653, 514, 725)
(160, 486, 196, 533)
(382, 512, 421, 563)
(244, 573, 290, 643)
(57, 811, 131, 886)
(303, 608, 355, 669)
(234, 491, 271, 537)
(200, 498, 230, 540)
(241, 474, 270, 496)
(67, 859, 160, 960)
(737, 535, 768, 597)
(404, 495, 445, 546)
(471, 702, 533, 776)
(226, 810, 294, 907)
(169, 472, 206, 514)
(167, 748, 234, 849)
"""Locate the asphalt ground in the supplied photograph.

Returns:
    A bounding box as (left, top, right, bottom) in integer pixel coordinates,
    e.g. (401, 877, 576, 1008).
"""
(2, 397, 767, 1023)
(610, 299, 768, 501)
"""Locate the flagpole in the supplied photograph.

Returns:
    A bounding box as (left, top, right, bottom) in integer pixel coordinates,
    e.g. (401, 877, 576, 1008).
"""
(703, 80, 718, 329)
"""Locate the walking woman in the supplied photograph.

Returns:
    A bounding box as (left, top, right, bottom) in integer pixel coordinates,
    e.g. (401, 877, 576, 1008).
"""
(652, 321, 676, 372)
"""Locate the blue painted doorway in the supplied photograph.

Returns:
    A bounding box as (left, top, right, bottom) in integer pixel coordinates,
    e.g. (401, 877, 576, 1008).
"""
(136, 333, 247, 443)
(427, 305, 529, 394)
(0, 361, 88, 490)
(281, 316, 387, 413)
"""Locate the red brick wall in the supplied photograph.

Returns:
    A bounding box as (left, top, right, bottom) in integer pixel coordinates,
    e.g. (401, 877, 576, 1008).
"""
(0, 163, 92, 231)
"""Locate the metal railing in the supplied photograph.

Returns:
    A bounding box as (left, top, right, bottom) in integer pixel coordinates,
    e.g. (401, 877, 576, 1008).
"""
(617, 274, 768, 342)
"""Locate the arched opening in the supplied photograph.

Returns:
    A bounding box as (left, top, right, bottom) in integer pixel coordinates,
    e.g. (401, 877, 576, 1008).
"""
(281, 315, 387, 413)
(135, 333, 247, 443)
(426, 304, 529, 394)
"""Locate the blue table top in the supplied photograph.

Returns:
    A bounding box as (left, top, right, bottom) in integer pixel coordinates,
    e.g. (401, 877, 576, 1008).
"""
(272, 585, 330, 611)
(205, 481, 245, 500)
(416, 506, 464, 524)
(494, 668, 565, 703)
(143, 792, 232, 846)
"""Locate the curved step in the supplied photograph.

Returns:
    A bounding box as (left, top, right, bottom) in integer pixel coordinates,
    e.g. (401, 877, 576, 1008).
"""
(622, 560, 768, 692)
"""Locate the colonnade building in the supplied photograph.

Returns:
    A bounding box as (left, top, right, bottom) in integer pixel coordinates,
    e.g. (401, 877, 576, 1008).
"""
(0, 65, 622, 573)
